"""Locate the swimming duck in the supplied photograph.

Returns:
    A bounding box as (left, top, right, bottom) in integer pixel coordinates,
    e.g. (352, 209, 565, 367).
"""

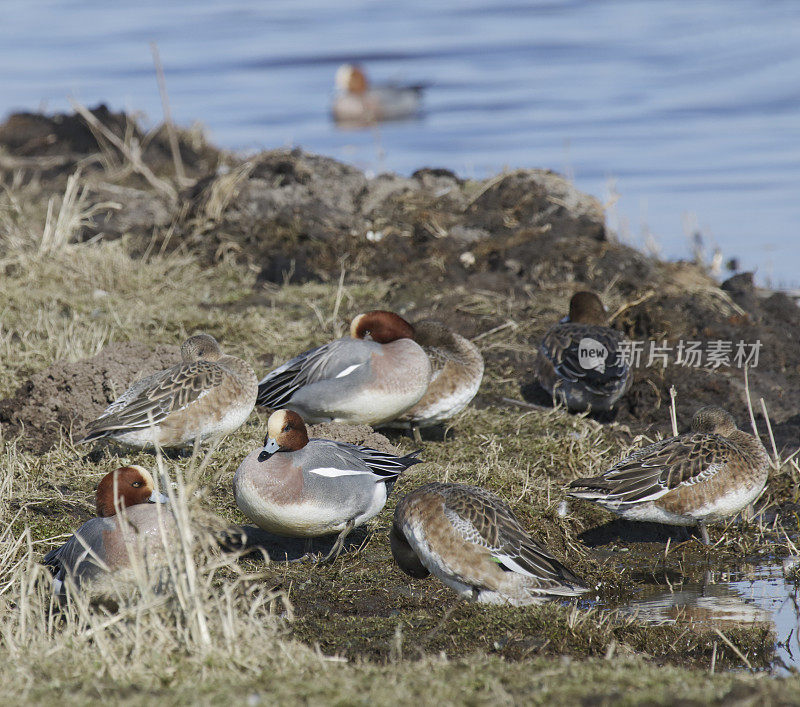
(391, 482, 588, 605)
(383, 319, 484, 441)
(567, 406, 769, 544)
(534, 291, 632, 413)
(43, 465, 172, 593)
(256, 311, 432, 426)
(332, 63, 424, 125)
(79, 334, 257, 449)
(234, 409, 422, 561)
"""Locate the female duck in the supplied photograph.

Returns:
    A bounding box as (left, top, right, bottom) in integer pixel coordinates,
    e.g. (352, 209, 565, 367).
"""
(43, 466, 172, 593)
(80, 334, 258, 449)
(234, 409, 421, 561)
(535, 291, 632, 413)
(383, 319, 484, 441)
(256, 311, 431, 426)
(567, 406, 770, 544)
(391, 482, 587, 605)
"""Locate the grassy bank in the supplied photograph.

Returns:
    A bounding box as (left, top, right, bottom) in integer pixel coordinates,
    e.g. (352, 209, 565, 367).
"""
(1, 114, 799, 703)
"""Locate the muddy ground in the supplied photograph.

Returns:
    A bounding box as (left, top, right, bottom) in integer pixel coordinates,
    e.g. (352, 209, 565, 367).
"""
(2, 106, 797, 455)
(0, 106, 799, 694)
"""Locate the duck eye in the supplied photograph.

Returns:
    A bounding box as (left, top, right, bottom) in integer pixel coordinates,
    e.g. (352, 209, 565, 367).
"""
(282, 424, 290, 432)
(131, 481, 142, 488)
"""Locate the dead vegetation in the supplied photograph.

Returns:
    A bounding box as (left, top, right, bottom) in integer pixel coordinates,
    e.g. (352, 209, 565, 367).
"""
(0, 107, 799, 702)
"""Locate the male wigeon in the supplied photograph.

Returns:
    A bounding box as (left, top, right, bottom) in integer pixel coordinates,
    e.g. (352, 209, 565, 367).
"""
(79, 334, 257, 449)
(256, 311, 432, 426)
(233, 409, 422, 561)
(535, 291, 632, 413)
(391, 482, 588, 605)
(332, 64, 424, 125)
(43, 466, 172, 593)
(567, 406, 769, 544)
(383, 319, 484, 441)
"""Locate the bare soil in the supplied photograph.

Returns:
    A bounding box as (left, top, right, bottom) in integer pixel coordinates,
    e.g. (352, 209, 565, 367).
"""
(0, 342, 180, 452)
(1, 107, 798, 455)
(0, 107, 798, 693)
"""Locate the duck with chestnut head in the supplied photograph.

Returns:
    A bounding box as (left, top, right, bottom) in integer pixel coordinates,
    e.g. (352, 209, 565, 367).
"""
(233, 409, 422, 562)
(79, 333, 258, 450)
(567, 406, 770, 544)
(256, 311, 432, 426)
(534, 291, 632, 414)
(332, 64, 425, 125)
(42, 466, 173, 594)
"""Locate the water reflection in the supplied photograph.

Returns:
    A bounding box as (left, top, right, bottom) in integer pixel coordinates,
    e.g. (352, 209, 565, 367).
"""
(616, 563, 800, 673)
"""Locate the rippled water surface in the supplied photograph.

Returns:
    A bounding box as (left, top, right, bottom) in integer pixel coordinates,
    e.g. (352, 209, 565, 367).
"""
(2, 1, 799, 284)
(612, 560, 800, 673)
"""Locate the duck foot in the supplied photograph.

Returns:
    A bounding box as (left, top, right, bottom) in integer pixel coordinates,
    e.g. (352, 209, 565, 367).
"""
(299, 537, 315, 560)
(318, 519, 356, 564)
(697, 522, 711, 546)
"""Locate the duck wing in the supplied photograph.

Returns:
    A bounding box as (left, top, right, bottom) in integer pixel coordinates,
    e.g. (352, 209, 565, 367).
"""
(80, 361, 225, 441)
(440, 484, 586, 591)
(568, 433, 735, 504)
(541, 323, 629, 395)
(256, 338, 374, 408)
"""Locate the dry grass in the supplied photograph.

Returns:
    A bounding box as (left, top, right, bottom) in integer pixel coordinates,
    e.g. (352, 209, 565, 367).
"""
(1, 174, 800, 703)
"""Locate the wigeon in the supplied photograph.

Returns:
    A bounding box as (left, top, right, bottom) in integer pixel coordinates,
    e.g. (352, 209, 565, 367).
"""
(256, 311, 432, 426)
(79, 334, 257, 449)
(534, 291, 632, 413)
(567, 406, 770, 544)
(332, 64, 424, 125)
(233, 409, 422, 561)
(43, 466, 172, 593)
(391, 482, 587, 605)
(383, 319, 484, 441)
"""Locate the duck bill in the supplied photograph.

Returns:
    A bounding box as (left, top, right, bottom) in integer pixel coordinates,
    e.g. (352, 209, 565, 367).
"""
(148, 490, 169, 504)
(258, 437, 281, 462)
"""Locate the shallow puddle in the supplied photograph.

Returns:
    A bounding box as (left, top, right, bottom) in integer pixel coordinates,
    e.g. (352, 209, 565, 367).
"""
(607, 561, 800, 673)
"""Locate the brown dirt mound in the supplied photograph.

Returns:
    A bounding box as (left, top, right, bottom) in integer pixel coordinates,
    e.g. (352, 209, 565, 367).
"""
(0, 104, 219, 179)
(0, 342, 180, 453)
(169, 150, 607, 284)
(1, 108, 797, 454)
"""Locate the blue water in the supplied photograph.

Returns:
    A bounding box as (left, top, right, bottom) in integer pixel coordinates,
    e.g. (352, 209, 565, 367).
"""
(2, 1, 799, 286)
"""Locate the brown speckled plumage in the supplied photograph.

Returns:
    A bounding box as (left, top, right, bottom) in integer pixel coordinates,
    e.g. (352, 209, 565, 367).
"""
(392, 482, 587, 605)
(390, 320, 484, 429)
(568, 406, 770, 541)
(80, 334, 257, 448)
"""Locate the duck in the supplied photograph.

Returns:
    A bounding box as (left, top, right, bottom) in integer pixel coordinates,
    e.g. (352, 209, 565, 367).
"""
(233, 409, 422, 561)
(79, 334, 257, 449)
(256, 311, 432, 426)
(534, 291, 632, 413)
(390, 482, 588, 605)
(566, 406, 770, 544)
(382, 319, 484, 441)
(42, 465, 172, 593)
(332, 64, 424, 125)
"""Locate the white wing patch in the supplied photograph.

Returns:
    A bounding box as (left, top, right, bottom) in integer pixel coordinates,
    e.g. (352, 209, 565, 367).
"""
(335, 363, 364, 379)
(307, 467, 372, 478)
(491, 553, 536, 578)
